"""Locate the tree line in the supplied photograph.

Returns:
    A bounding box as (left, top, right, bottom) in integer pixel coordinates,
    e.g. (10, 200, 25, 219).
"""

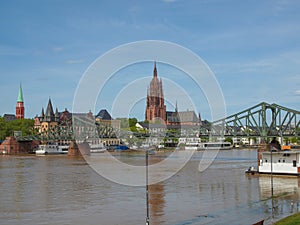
(0, 117, 36, 141)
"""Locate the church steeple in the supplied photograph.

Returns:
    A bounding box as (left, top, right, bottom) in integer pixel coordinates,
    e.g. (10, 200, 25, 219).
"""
(17, 83, 24, 102)
(16, 83, 25, 119)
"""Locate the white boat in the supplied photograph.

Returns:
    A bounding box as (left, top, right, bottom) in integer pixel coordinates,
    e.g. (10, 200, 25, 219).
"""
(258, 150, 300, 176)
(178, 137, 202, 151)
(198, 142, 232, 150)
(89, 143, 107, 153)
(181, 141, 232, 151)
(36, 144, 68, 155)
(184, 142, 202, 151)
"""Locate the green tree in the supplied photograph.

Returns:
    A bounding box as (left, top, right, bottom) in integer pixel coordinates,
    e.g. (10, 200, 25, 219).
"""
(128, 118, 137, 127)
(224, 137, 233, 144)
(0, 118, 36, 140)
(115, 117, 138, 130)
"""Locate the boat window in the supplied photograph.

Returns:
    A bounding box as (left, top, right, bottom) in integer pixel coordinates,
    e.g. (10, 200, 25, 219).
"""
(265, 159, 268, 163)
(283, 153, 290, 157)
(278, 159, 281, 163)
(283, 159, 285, 163)
(293, 160, 297, 167)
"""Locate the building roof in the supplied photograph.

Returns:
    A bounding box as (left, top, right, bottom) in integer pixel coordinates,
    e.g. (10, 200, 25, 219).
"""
(96, 109, 112, 120)
(17, 84, 24, 102)
(178, 111, 199, 123)
(166, 110, 200, 124)
(45, 98, 54, 118)
(3, 114, 16, 121)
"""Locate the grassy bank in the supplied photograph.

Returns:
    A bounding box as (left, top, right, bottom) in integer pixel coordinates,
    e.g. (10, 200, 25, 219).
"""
(274, 212, 300, 225)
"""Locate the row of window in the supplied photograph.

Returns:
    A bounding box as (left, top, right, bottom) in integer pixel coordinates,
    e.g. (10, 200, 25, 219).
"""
(264, 159, 297, 167)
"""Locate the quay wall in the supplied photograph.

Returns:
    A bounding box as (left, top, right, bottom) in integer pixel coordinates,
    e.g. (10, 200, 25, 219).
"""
(0, 136, 36, 154)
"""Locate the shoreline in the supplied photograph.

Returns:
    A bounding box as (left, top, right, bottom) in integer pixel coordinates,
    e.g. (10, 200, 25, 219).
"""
(274, 212, 300, 224)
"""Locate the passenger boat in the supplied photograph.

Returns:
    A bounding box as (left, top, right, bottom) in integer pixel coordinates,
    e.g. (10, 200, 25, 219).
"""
(198, 142, 233, 150)
(181, 141, 232, 151)
(36, 143, 68, 155)
(184, 142, 202, 151)
(258, 150, 300, 176)
(89, 143, 107, 153)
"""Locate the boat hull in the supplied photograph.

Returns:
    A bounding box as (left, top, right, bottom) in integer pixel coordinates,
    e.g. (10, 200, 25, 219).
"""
(36, 144, 68, 155)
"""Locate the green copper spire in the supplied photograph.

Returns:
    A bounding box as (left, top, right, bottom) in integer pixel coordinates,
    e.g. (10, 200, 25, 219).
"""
(17, 83, 24, 102)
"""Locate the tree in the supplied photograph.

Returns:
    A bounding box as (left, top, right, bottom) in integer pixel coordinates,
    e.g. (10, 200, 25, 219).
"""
(115, 117, 138, 130)
(0, 117, 36, 140)
(224, 137, 233, 145)
(128, 118, 137, 127)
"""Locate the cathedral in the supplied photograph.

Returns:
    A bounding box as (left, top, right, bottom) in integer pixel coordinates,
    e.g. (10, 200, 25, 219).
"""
(145, 62, 166, 122)
(145, 62, 201, 126)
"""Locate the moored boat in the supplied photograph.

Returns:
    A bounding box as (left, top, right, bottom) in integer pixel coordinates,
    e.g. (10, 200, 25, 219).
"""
(89, 143, 107, 153)
(36, 143, 68, 155)
(198, 142, 233, 150)
(180, 141, 233, 151)
(258, 150, 300, 176)
(184, 142, 202, 151)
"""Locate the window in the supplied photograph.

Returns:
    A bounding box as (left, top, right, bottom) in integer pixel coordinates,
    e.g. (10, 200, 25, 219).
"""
(265, 159, 268, 163)
(278, 159, 281, 163)
(283, 159, 285, 163)
(293, 160, 297, 167)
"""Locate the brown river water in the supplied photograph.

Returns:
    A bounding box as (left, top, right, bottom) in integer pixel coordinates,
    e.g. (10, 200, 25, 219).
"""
(1, 149, 299, 225)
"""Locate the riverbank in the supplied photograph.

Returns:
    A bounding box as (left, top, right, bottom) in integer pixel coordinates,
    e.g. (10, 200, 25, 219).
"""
(274, 212, 300, 225)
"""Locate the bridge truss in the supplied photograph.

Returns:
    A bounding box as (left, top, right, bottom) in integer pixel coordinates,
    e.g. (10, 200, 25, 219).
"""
(212, 102, 300, 139)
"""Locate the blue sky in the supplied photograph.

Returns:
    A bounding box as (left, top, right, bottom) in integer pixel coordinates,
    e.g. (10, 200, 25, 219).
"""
(0, 0, 300, 121)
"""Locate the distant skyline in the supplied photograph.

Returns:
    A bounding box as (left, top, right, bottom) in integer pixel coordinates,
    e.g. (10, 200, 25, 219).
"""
(1, 0, 300, 121)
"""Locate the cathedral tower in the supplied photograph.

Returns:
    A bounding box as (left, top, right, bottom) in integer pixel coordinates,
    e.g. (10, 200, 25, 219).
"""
(16, 84, 25, 119)
(145, 62, 166, 122)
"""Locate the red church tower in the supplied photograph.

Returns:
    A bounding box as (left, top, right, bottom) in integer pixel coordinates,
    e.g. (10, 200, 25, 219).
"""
(16, 84, 25, 119)
(145, 62, 166, 122)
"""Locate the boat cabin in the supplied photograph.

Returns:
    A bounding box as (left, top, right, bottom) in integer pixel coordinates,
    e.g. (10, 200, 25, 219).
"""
(258, 150, 300, 175)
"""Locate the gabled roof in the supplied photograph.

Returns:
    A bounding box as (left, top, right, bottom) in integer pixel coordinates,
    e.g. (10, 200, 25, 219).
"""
(178, 111, 199, 123)
(45, 98, 54, 118)
(96, 109, 112, 120)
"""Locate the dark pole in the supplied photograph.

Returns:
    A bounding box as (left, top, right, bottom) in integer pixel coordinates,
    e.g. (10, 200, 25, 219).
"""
(271, 145, 274, 222)
(146, 149, 150, 225)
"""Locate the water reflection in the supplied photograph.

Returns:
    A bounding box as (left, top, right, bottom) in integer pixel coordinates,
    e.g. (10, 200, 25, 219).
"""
(259, 176, 300, 199)
(1, 150, 300, 225)
(149, 183, 165, 225)
(258, 176, 300, 224)
(148, 156, 166, 225)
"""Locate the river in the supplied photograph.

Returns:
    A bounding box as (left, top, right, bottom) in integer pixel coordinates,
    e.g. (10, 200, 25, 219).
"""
(0, 149, 299, 225)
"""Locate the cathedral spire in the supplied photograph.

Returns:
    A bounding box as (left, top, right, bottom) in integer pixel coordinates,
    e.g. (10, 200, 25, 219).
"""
(153, 61, 157, 77)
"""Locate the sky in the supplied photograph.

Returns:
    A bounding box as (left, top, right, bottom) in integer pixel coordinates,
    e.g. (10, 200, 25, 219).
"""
(0, 0, 300, 121)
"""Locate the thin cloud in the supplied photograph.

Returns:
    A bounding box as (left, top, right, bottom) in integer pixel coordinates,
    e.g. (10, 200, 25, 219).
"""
(295, 90, 300, 95)
(162, 0, 178, 3)
(65, 59, 85, 64)
(52, 47, 63, 52)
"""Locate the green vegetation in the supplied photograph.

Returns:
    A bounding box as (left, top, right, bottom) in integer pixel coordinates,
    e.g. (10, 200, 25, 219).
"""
(117, 117, 137, 130)
(274, 212, 300, 225)
(224, 137, 233, 144)
(0, 117, 36, 140)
